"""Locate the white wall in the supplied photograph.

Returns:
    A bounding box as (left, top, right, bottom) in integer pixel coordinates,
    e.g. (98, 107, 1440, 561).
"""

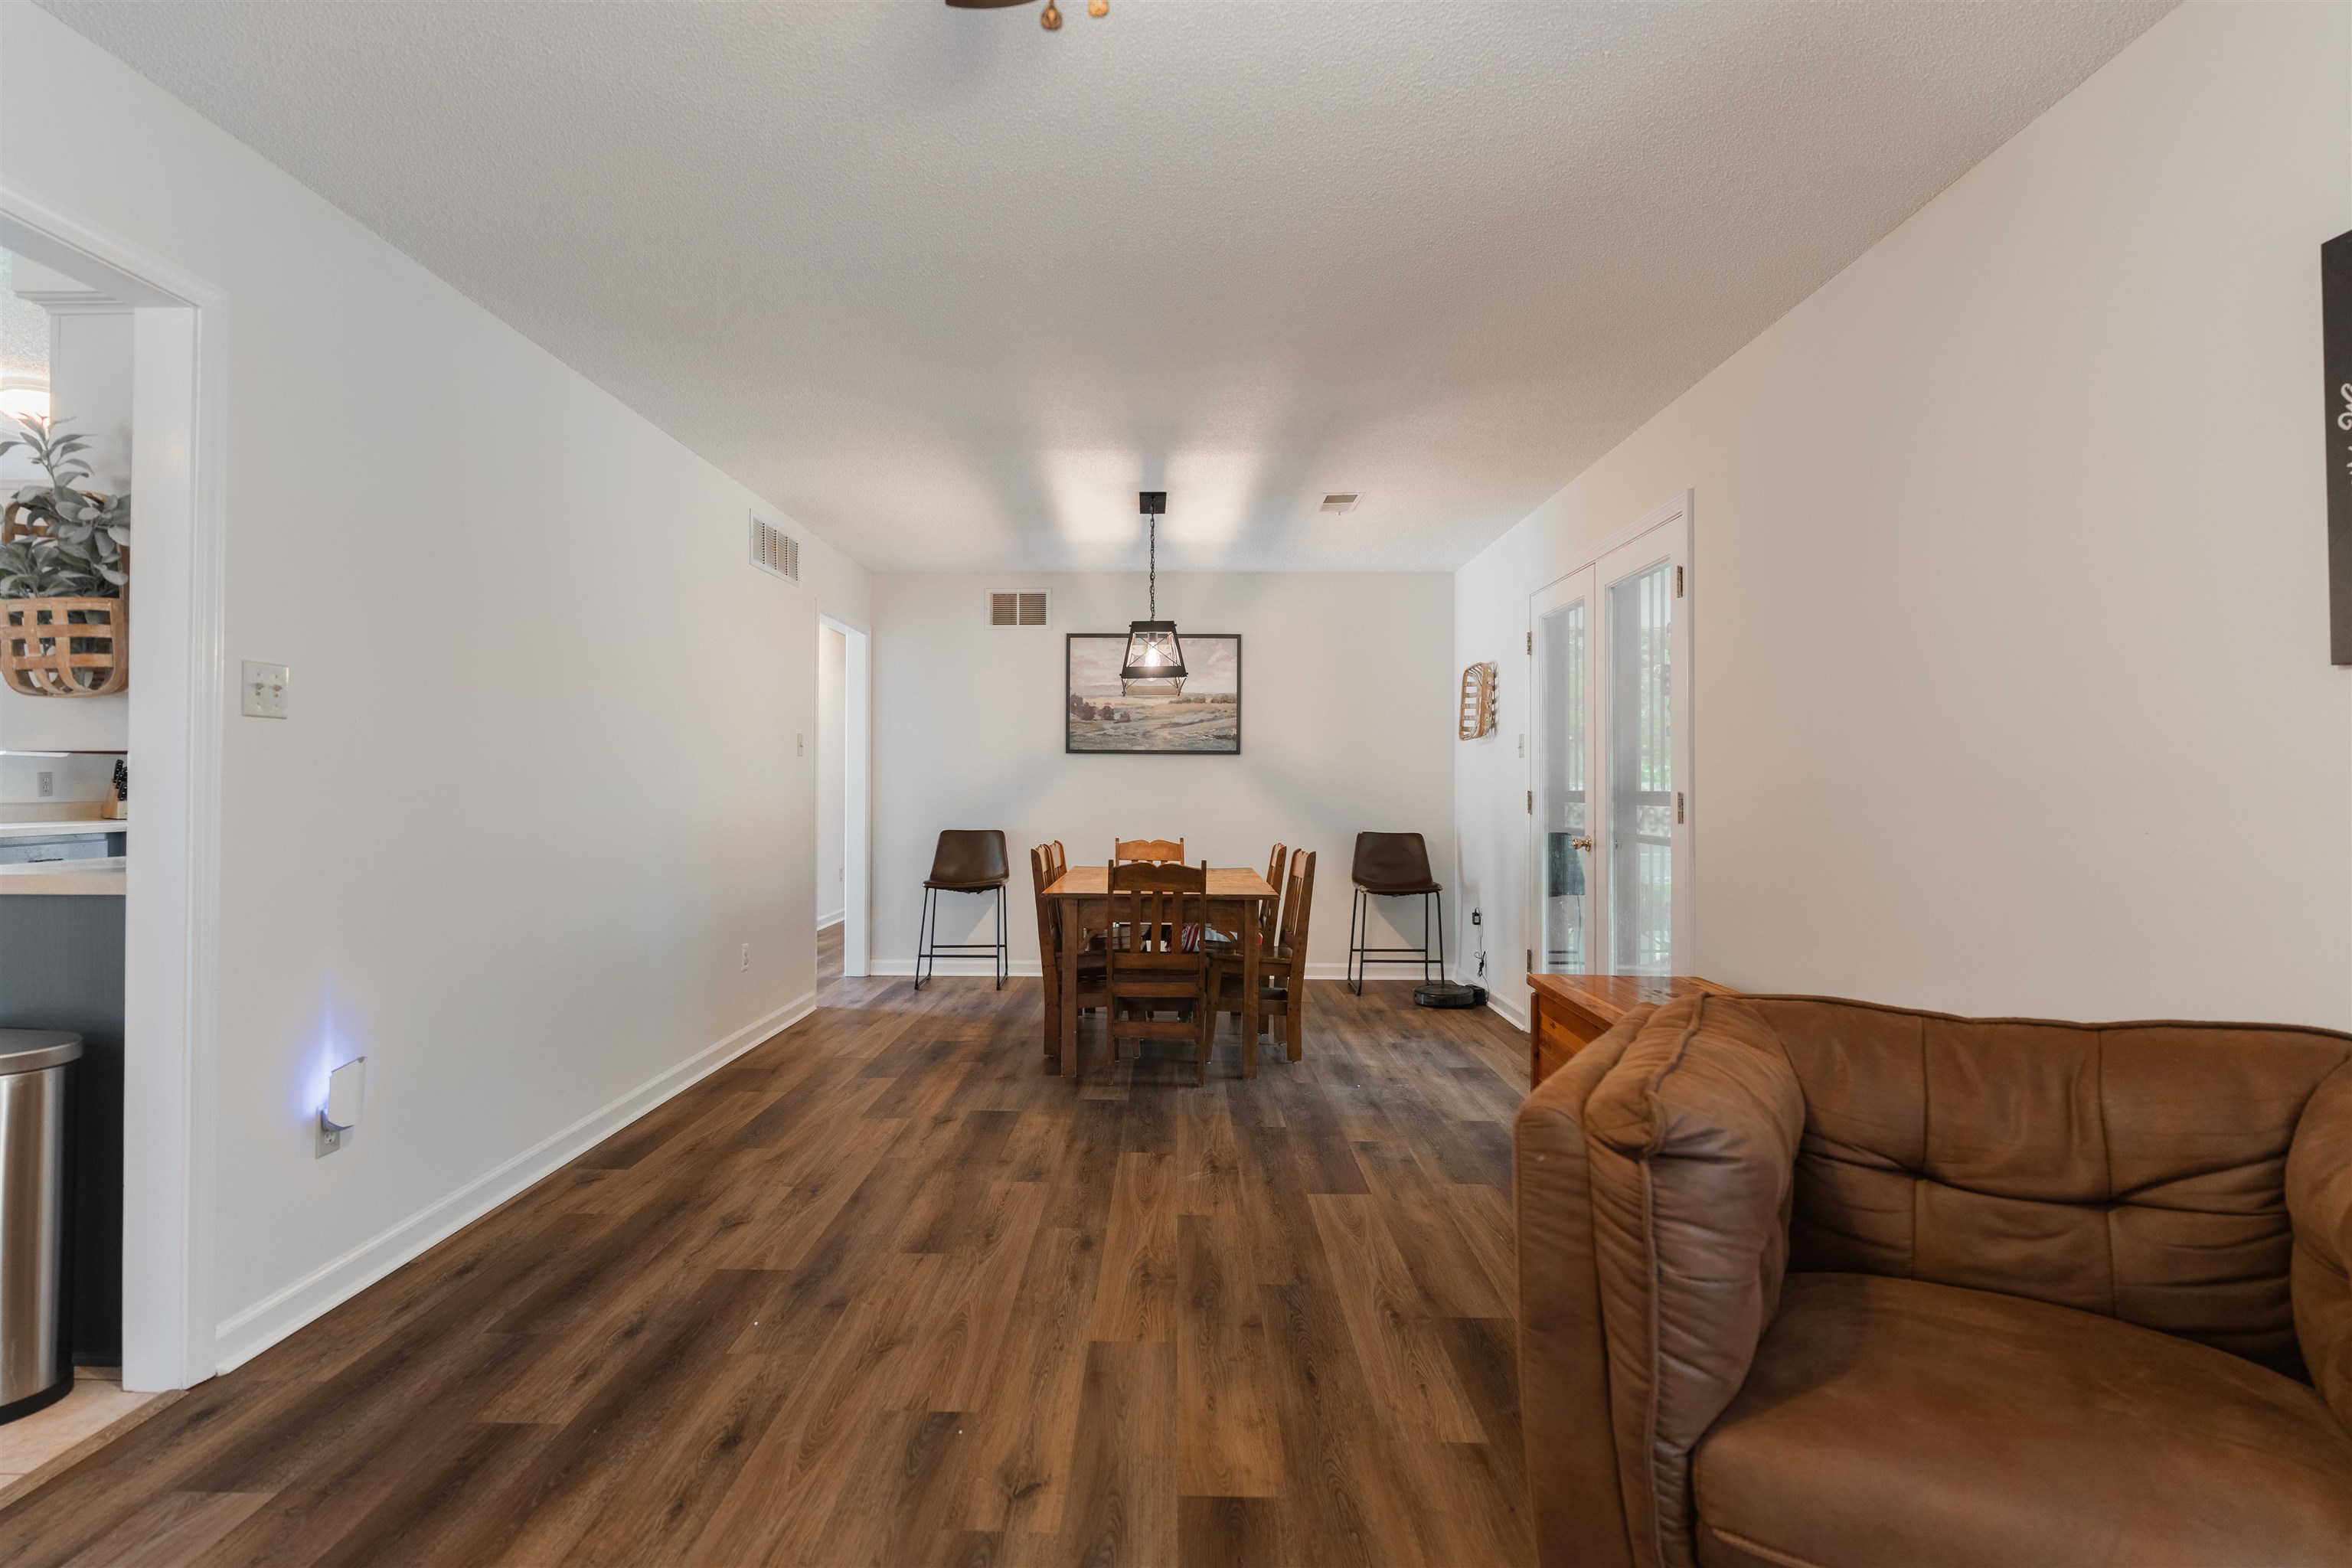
(816, 623, 846, 926)
(2, 4, 872, 1374)
(1457, 0, 2352, 1030)
(874, 572, 1455, 977)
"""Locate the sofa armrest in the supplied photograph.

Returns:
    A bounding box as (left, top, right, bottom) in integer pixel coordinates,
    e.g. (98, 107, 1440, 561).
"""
(1517, 1005, 1653, 1568)
(1581, 995, 1805, 1568)
(2290, 1060, 2352, 1431)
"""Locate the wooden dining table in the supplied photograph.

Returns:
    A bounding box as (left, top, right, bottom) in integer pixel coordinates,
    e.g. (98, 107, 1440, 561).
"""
(1039, 866, 1281, 1080)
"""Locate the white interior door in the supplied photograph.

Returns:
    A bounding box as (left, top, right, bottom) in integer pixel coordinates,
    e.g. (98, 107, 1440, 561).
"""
(1528, 501, 1692, 976)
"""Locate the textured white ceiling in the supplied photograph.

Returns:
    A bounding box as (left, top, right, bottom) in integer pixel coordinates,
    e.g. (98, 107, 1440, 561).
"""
(41, 1, 2169, 572)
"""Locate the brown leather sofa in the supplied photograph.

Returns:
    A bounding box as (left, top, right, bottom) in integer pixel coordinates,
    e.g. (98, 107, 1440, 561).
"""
(1514, 992, 2352, 1568)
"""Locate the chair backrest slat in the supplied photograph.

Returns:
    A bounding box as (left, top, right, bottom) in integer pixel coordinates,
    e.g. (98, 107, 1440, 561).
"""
(1281, 849, 1318, 956)
(1260, 842, 1288, 938)
(1030, 844, 1059, 962)
(1114, 837, 1186, 865)
(1106, 860, 1207, 978)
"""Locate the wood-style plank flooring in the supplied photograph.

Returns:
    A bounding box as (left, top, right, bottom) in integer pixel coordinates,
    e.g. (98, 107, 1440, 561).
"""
(3, 924, 1534, 1566)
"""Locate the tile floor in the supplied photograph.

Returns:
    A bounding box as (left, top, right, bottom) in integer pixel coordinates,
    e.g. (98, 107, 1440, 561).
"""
(0, 1370, 162, 1496)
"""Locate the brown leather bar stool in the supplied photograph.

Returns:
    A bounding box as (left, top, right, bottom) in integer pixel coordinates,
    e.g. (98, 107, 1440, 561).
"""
(1346, 831, 1445, 994)
(916, 830, 1010, 990)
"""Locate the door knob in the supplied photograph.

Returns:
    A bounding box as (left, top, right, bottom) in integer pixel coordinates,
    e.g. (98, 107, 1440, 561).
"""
(1570, 836, 1593, 851)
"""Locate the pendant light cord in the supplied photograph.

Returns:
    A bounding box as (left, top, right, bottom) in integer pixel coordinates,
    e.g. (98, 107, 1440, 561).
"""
(1148, 513, 1157, 620)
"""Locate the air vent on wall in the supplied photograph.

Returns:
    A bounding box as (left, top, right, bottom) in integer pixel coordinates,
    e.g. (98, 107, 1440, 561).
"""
(750, 513, 800, 581)
(988, 590, 1049, 627)
(1319, 493, 1361, 514)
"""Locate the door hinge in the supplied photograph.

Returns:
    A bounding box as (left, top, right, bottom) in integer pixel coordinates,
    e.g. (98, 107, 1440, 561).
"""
(1526, 948, 1534, 972)
(1677, 791, 1686, 824)
(1526, 630, 1533, 655)
(1527, 789, 1534, 815)
(1675, 564, 1684, 598)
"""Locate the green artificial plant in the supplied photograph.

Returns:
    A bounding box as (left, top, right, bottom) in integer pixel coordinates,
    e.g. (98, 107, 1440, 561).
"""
(0, 415, 132, 599)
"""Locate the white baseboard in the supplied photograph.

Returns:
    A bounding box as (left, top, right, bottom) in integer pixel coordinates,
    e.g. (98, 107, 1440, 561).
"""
(209, 990, 818, 1374)
(817, 910, 845, 929)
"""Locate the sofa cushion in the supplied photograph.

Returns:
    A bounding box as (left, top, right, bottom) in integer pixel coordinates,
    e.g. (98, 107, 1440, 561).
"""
(1690, 1272, 2352, 1568)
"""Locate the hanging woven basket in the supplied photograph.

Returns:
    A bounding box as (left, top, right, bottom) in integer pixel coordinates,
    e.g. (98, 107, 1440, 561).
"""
(2, 595, 127, 697)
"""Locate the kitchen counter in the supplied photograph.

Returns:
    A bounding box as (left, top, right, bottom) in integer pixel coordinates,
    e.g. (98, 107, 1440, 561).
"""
(0, 818, 127, 836)
(0, 857, 126, 895)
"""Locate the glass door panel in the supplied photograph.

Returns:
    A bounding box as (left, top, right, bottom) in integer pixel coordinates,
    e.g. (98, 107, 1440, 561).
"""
(1536, 596, 1589, 972)
(1607, 561, 1674, 973)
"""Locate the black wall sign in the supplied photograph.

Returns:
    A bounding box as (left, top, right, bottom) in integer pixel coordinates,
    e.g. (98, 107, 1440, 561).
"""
(2327, 230, 2352, 664)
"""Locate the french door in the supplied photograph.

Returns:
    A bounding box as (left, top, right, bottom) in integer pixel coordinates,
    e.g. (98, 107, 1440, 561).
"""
(1528, 505, 1691, 977)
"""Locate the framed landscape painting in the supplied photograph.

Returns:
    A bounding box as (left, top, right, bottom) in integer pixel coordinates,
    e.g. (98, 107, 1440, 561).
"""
(1066, 634, 1242, 754)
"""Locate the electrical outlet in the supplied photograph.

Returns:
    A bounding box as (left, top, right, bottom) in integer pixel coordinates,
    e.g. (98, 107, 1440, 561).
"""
(240, 661, 291, 719)
(315, 1118, 342, 1158)
(36, 770, 53, 798)
(740, 942, 750, 971)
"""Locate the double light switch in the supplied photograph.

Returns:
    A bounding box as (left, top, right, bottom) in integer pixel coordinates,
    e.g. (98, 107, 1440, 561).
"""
(240, 661, 290, 719)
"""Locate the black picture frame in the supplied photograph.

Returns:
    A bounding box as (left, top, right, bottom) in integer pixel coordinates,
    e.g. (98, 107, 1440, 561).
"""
(1065, 633, 1243, 754)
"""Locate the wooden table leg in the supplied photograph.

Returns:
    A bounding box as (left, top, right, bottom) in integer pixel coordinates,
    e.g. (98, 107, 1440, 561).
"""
(1059, 900, 1080, 1080)
(1240, 902, 1260, 1079)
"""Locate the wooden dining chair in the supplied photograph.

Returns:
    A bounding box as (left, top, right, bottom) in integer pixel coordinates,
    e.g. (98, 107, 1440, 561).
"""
(1101, 860, 1214, 1085)
(1208, 841, 1285, 950)
(1112, 837, 1185, 865)
(1031, 846, 1096, 1058)
(1214, 848, 1317, 1062)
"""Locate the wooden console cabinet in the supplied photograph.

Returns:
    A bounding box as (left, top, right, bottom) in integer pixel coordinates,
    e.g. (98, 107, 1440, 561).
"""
(1527, 972, 1736, 1090)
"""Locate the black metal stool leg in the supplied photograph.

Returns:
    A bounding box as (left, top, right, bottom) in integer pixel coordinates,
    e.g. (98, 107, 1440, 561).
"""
(1420, 888, 1439, 987)
(995, 884, 1007, 989)
(1348, 887, 1364, 995)
(914, 886, 929, 990)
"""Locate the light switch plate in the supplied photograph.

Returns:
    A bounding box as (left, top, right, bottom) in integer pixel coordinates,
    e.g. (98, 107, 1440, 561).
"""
(240, 661, 291, 719)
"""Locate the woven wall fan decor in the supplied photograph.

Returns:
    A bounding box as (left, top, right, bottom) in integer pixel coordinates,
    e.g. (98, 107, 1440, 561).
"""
(1458, 662, 1497, 740)
(2, 596, 126, 697)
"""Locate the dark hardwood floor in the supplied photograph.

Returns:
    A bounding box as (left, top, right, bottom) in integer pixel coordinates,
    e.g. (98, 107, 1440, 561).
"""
(3, 947, 1534, 1566)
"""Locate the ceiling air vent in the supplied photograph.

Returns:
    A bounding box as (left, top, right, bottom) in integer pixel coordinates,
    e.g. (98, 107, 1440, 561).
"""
(1319, 492, 1362, 514)
(750, 513, 800, 582)
(988, 590, 1049, 627)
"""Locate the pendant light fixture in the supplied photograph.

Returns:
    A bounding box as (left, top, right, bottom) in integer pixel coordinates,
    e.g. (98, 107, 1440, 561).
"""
(1120, 491, 1186, 694)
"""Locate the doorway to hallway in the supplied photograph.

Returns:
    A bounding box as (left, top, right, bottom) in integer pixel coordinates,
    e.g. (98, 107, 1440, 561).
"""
(817, 615, 869, 979)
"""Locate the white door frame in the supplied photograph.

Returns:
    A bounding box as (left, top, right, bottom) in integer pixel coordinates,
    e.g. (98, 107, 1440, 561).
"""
(1525, 491, 1696, 976)
(3, 187, 227, 1391)
(819, 614, 871, 978)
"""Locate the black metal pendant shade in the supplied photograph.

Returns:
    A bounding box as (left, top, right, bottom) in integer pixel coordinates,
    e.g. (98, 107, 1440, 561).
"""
(1121, 491, 1186, 685)
(1119, 621, 1186, 682)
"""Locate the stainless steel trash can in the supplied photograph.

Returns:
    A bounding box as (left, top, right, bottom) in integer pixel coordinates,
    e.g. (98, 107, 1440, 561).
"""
(0, 1029, 79, 1423)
